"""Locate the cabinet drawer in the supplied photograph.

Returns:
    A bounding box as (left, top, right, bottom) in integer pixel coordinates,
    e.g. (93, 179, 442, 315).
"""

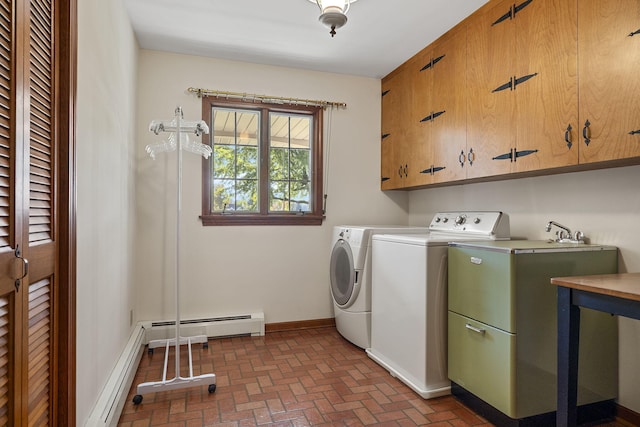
(448, 247, 515, 332)
(448, 311, 516, 417)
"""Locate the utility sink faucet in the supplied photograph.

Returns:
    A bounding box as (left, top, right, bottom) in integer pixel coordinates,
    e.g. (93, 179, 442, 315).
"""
(545, 221, 584, 243)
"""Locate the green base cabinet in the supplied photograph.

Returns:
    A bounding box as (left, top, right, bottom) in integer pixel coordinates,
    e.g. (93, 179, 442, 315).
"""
(448, 241, 618, 421)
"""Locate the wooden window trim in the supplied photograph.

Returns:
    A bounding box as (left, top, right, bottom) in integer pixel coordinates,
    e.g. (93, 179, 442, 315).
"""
(200, 97, 324, 226)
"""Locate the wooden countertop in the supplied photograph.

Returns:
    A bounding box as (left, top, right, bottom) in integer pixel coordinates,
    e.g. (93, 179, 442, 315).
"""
(551, 273, 640, 302)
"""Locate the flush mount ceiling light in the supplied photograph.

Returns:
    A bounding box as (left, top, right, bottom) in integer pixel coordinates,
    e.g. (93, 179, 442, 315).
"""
(307, 0, 358, 37)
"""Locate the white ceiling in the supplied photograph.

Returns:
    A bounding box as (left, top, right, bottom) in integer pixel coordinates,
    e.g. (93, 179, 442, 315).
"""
(124, 0, 488, 79)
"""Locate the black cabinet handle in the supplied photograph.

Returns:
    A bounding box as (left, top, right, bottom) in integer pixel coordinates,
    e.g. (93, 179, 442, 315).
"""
(420, 54, 446, 72)
(492, 77, 514, 93)
(458, 151, 466, 167)
(404, 165, 408, 177)
(564, 124, 573, 149)
(629, 129, 640, 135)
(514, 72, 538, 88)
(583, 120, 591, 146)
(514, 0, 534, 16)
(467, 148, 475, 166)
(515, 149, 539, 159)
(398, 166, 403, 177)
(629, 29, 640, 37)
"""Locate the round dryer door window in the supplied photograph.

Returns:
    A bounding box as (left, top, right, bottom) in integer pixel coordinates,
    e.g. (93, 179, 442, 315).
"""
(330, 239, 356, 306)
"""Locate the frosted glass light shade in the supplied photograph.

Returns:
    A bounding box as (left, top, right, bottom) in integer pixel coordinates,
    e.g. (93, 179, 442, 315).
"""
(307, 0, 358, 37)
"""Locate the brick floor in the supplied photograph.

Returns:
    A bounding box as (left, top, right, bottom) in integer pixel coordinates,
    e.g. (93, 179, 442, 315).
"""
(117, 327, 626, 427)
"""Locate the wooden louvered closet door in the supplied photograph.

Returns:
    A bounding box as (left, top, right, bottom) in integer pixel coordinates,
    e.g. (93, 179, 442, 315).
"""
(0, 0, 67, 425)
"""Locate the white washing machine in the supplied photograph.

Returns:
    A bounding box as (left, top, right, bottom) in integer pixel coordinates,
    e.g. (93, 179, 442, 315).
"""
(366, 212, 510, 399)
(330, 225, 427, 349)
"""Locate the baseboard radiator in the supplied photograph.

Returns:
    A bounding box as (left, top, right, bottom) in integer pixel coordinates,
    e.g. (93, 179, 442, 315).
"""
(142, 312, 265, 342)
(85, 312, 265, 427)
(85, 323, 146, 427)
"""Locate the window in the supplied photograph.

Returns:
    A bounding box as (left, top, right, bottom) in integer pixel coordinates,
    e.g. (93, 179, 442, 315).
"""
(200, 97, 324, 225)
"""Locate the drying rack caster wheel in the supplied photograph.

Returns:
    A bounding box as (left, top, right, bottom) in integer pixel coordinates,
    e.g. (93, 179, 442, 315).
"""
(147, 347, 154, 356)
(132, 395, 143, 405)
(208, 384, 216, 393)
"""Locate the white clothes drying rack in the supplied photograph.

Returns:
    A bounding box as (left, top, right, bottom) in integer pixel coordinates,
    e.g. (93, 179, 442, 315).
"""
(133, 107, 216, 405)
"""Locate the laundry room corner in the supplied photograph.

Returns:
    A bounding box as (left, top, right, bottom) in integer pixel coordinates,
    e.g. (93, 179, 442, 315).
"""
(133, 50, 411, 329)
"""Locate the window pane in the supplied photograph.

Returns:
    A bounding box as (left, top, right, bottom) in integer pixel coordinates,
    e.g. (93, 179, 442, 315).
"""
(213, 145, 236, 179)
(236, 179, 258, 211)
(290, 149, 310, 182)
(269, 181, 289, 212)
(236, 111, 259, 146)
(212, 179, 258, 212)
(237, 146, 258, 179)
(290, 182, 310, 212)
(269, 113, 312, 213)
(212, 107, 260, 212)
(212, 179, 235, 212)
(269, 147, 289, 180)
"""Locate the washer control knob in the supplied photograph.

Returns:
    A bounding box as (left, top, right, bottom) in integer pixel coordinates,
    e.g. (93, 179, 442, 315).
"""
(474, 217, 481, 224)
(455, 215, 467, 225)
(442, 217, 449, 223)
(435, 217, 441, 223)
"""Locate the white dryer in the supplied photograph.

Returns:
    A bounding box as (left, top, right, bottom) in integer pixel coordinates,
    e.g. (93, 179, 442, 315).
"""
(366, 212, 510, 399)
(330, 225, 427, 349)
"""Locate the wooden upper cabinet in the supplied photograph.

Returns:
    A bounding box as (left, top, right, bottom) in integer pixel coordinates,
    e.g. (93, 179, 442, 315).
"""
(381, 0, 639, 190)
(381, 64, 412, 190)
(514, 0, 578, 173)
(410, 46, 436, 187)
(467, 0, 578, 179)
(381, 23, 469, 190)
(578, 0, 640, 163)
(430, 25, 468, 184)
(466, 0, 516, 179)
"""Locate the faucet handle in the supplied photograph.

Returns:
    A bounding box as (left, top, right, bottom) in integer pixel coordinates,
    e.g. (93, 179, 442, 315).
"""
(573, 231, 584, 242)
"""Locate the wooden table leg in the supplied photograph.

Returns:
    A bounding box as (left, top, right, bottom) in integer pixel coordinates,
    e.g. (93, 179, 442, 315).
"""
(557, 286, 580, 427)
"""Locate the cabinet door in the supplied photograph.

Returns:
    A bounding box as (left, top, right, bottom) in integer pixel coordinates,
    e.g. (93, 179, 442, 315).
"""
(410, 47, 435, 187)
(466, 0, 516, 179)
(381, 66, 412, 190)
(431, 25, 468, 184)
(514, 0, 578, 172)
(448, 311, 516, 417)
(579, 0, 640, 163)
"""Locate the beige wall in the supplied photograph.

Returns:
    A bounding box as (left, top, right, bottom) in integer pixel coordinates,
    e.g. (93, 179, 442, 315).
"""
(408, 165, 640, 412)
(76, 0, 139, 423)
(134, 50, 409, 324)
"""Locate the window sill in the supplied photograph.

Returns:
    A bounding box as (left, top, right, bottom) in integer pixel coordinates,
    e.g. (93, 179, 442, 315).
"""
(200, 214, 325, 226)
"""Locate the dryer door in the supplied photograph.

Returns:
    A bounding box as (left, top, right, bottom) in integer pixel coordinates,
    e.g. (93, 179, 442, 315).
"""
(330, 239, 358, 307)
